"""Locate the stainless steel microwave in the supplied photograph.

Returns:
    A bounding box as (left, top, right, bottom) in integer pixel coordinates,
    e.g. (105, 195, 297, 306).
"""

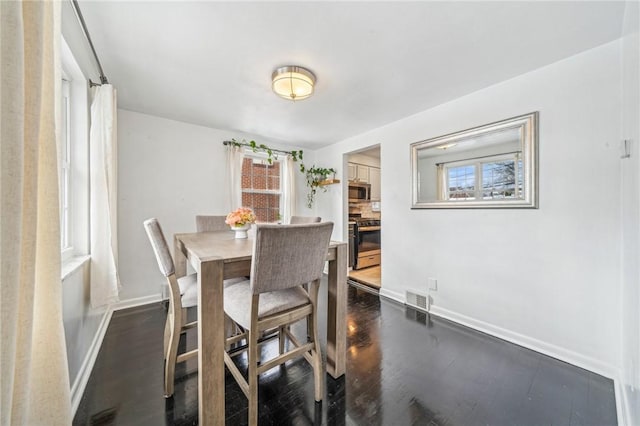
(348, 182, 371, 202)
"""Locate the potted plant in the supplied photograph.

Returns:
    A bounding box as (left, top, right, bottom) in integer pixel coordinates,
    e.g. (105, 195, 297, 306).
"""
(302, 165, 337, 208)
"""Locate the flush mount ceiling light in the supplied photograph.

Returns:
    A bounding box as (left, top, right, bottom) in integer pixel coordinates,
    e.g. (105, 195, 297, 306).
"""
(271, 66, 316, 101)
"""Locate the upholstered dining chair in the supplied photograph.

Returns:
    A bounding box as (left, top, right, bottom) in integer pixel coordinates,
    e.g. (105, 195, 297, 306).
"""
(195, 215, 229, 232)
(289, 215, 321, 224)
(143, 217, 242, 398)
(223, 222, 333, 425)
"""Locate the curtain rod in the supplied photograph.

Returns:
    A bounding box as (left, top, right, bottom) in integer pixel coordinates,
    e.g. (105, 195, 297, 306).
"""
(222, 140, 296, 157)
(71, 0, 109, 85)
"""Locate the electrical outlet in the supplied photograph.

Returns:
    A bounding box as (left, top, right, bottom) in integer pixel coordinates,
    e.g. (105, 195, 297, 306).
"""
(428, 278, 438, 291)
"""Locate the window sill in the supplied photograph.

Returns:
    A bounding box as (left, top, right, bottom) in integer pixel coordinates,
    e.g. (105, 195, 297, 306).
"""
(61, 254, 91, 281)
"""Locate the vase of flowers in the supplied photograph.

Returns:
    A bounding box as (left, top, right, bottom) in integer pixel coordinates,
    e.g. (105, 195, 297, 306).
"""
(225, 207, 256, 239)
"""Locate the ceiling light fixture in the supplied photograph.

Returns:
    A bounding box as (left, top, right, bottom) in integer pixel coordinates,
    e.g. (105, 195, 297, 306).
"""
(271, 66, 316, 101)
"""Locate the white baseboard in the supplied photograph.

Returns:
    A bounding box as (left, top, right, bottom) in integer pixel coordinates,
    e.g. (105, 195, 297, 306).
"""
(615, 378, 626, 426)
(70, 307, 113, 417)
(616, 378, 639, 426)
(379, 287, 404, 303)
(429, 305, 619, 380)
(112, 293, 163, 311)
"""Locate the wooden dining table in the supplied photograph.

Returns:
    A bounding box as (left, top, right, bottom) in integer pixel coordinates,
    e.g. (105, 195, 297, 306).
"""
(174, 230, 348, 426)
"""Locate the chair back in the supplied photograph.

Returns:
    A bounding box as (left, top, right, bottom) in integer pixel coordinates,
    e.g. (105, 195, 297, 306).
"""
(143, 218, 175, 277)
(250, 222, 333, 294)
(290, 215, 321, 224)
(196, 215, 228, 232)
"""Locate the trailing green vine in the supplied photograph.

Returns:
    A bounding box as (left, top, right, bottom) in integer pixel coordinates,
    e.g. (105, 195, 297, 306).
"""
(301, 166, 337, 208)
(223, 139, 336, 208)
(226, 139, 303, 164)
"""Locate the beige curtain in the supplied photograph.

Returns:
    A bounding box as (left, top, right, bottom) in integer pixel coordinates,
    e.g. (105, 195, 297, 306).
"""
(226, 145, 245, 210)
(1, 1, 72, 424)
(281, 155, 296, 224)
(90, 84, 120, 307)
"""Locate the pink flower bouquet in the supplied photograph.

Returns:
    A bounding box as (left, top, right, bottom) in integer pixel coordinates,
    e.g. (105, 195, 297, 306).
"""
(225, 207, 256, 227)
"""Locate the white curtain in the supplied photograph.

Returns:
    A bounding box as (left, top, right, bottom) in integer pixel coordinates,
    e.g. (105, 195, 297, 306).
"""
(1, 1, 72, 424)
(226, 145, 245, 210)
(282, 155, 296, 224)
(90, 84, 120, 307)
(436, 164, 446, 200)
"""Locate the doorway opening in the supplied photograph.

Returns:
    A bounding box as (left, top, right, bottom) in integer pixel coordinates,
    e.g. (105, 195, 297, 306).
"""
(345, 145, 381, 292)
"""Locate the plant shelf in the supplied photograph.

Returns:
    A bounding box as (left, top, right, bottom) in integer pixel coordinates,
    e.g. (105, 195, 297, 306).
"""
(318, 178, 340, 186)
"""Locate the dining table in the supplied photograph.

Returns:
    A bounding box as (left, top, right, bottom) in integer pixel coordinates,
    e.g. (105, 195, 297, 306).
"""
(174, 229, 348, 426)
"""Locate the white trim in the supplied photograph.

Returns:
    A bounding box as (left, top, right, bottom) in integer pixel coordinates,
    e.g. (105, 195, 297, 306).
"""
(379, 287, 404, 304)
(429, 305, 619, 380)
(615, 378, 626, 426)
(70, 307, 112, 416)
(112, 294, 163, 311)
(616, 377, 638, 426)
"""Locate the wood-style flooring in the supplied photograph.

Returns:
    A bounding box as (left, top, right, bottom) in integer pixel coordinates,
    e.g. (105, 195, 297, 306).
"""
(73, 280, 617, 425)
(348, 265, 381, 289)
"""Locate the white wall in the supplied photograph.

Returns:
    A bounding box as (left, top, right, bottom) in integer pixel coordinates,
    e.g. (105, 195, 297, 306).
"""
(620, 1, 640, 424)
(117, 110, 310, 301)
(315, 40, 623, 378)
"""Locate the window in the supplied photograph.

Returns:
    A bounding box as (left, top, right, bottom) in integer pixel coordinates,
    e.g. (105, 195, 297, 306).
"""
(59, 39, 90, 262)
(60, 77, 71, 250)
(443, 153, 522, 201)
(240, 156, 282, 223)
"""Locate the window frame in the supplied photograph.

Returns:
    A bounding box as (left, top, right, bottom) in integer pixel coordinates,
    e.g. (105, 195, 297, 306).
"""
(442, 152, 521, 201)
(240, 152, 283, 223)
(60, 38, 90, 264)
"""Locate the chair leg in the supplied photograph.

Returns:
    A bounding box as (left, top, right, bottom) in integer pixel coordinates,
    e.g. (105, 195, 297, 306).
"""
(248, 328, 259, 425)
(278, 326, 285, 355)
(163, 309, 172, 359)
(310, 311, 324, 402)
(164, 307, 182, 398)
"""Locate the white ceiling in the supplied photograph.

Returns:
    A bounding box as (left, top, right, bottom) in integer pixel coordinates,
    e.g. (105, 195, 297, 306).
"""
(78, 1, 625, 150)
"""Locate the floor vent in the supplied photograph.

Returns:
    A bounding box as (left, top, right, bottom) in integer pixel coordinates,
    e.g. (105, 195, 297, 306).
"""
(406, 290, 428, 312)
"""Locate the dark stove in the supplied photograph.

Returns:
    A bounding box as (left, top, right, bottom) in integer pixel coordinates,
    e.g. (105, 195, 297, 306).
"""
(354, 218, 380, 227)
(352, 219, 381, 270)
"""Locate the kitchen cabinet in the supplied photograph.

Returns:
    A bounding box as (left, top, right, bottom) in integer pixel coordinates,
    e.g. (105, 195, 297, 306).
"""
(356, 164, 369, 183)
(348, 162, 381, 200)
(348, 163, 357, 181)
(369, 166, 381, 201)
(348, 162, 370, 183)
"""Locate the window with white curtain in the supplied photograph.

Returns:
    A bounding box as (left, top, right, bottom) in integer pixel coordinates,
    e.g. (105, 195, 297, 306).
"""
(241, 154, 283, 223)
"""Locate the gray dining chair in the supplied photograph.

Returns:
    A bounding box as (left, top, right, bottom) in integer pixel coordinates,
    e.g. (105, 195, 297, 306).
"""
(143, 217, 243, 398)
(195, 215, 229, 232)
(223, 222, 333, 425)
(289, 215, 321, 224)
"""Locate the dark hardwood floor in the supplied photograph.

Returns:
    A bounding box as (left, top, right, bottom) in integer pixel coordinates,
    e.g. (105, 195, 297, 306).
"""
(73, 281, 617, 425)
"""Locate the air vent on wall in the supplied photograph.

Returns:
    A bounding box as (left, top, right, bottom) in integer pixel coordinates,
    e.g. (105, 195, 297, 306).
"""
(406, 289, 428, 312)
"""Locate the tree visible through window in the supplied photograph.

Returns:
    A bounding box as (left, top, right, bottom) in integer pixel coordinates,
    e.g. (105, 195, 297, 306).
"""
(444, 153, 522, 201)
(241, 156, 281, 223)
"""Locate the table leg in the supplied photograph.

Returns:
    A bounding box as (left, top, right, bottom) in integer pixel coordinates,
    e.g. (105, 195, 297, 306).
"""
(174, 236, 187, 278)
(197, 258, 225, 426)
(326, 243, 347, 378)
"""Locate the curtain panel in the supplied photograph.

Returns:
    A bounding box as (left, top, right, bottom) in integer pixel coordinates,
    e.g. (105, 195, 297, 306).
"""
(282, 155, 297, 224)
(226, 145, 245, 211)
(89, 84, 120, 307)
(0, 1, 72, 424)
